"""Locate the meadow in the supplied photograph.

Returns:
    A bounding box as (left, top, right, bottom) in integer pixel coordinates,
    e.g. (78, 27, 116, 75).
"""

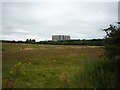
(2, 43, 118, 88)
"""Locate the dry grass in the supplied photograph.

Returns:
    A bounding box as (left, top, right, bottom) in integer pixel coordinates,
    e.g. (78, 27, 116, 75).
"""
(2, 43, 104, 61)
(2, 43, 105, 88)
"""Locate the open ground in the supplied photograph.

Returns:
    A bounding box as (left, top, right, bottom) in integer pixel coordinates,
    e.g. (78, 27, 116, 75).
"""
(2, 43, 105, 88)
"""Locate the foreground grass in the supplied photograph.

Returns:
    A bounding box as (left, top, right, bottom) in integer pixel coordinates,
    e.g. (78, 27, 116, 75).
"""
(2, 43, 119, 88)
(75, 58, 119, 88)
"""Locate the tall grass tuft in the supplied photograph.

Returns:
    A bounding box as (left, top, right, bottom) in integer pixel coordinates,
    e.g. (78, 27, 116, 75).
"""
(75, 58, 119, 88)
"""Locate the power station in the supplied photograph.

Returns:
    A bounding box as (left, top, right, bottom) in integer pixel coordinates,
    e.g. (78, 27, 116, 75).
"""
(52, 35, 70, 41)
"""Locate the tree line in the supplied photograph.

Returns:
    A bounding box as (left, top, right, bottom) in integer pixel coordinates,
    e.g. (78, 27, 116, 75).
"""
(1, 39, 104, 46)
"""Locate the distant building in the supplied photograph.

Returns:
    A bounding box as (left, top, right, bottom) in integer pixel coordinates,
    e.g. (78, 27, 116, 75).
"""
(52, 35, 70, 41)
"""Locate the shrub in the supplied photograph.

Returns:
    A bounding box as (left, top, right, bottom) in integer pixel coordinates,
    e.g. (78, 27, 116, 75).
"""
(103, 25, 120, 60)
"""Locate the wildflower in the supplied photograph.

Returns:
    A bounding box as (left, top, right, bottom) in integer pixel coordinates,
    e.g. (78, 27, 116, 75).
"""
(9, 71, 13, 74)
(18, 62, 22, 66)
(6, 80, 14, 88)
(23, 71, 25, 74)
(14, 64, 17, 67)
(53, 59, 56, 62)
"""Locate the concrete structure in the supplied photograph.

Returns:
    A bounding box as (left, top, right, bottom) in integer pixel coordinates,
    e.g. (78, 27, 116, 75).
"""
(52, 35, 70, 41)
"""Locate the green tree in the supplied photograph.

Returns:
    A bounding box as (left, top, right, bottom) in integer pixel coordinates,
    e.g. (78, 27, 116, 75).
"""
(103, 24, 120, 60)
(25, 39, 36, 44)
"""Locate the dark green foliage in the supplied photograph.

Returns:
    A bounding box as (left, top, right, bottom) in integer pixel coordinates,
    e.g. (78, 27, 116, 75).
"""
(103, 25, 120, 59)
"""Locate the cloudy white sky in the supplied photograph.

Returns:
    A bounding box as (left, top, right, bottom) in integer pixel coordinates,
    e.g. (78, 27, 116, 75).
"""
(1, 0, 119, 41)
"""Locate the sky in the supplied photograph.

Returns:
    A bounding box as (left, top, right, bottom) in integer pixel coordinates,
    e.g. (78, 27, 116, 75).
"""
(1, 0, 119, 41)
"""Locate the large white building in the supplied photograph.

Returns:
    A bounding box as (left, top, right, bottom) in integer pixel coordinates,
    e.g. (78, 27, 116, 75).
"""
(52, 35, 70, 41)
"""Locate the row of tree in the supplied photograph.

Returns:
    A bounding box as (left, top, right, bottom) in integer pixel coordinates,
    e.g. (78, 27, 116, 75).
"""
(25, 39, 36, 44)
(1, 39, 36, 44)
(37, 39, 104, 46)
(1, 39, 104, 46)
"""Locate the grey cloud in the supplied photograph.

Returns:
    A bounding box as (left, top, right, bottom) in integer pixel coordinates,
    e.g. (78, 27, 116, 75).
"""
(2, 2, 118, 41)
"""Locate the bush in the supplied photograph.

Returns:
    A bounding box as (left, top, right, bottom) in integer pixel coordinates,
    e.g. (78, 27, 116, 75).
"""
(103, 25, 120, 60)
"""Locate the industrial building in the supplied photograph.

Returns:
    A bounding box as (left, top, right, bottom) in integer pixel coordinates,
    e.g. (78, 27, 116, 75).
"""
(52, 35, 70, 41)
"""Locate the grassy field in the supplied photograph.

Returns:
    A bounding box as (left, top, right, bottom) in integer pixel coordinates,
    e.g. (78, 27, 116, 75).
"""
(2, 43, 117, 88)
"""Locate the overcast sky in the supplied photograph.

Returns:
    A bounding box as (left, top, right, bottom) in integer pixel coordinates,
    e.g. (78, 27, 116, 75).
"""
(1, 0, 119, 41)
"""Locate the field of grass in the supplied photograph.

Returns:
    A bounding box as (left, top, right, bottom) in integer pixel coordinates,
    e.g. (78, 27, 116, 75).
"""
(2, 43, 118, 88)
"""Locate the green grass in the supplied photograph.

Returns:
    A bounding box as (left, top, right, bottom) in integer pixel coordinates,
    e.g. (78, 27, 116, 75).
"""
(74, 58, 119, 88)
(2, 43, 118, 88)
